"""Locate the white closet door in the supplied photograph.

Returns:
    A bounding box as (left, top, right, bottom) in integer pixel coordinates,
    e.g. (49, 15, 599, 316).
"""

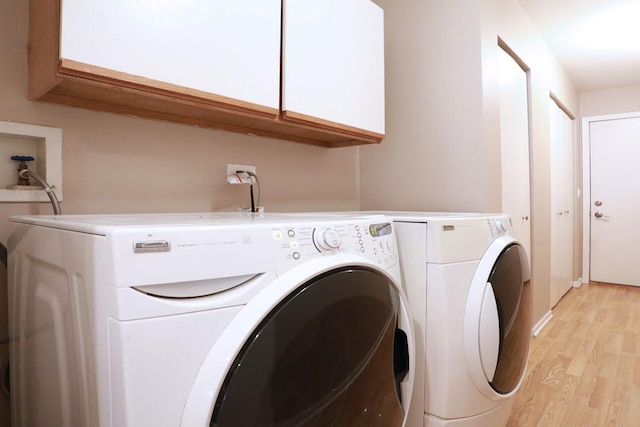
(60, 0, 281, 109)
(549, 98, 574, 307)
(282, 0, 385, 134)
(498, 48, 531, 266)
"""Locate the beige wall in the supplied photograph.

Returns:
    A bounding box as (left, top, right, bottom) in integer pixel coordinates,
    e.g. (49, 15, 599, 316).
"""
(361, 0, 579, 327)
(362, 0, 489, 212)
(0, 1, 361, 425)
(580, 84, 640, 117)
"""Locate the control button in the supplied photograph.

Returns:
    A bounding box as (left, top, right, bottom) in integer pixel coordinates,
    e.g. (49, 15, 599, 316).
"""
(290, 241, 298, 249)
(293, 252, 301, 260)
(288, 229, 296, 237)
(273, 230, 283, 240)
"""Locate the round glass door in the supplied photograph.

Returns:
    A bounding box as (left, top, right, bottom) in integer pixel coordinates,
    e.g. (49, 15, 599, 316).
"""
(487, 243, 531, 394)
(210, 266, 410, 427)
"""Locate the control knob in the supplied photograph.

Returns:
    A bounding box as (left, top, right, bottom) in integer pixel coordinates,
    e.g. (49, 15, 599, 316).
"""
(495, 219, 507, 233)
(314, 227, 341, 251)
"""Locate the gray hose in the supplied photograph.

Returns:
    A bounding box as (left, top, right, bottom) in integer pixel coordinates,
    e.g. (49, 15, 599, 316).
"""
(19, 169, 62, 215)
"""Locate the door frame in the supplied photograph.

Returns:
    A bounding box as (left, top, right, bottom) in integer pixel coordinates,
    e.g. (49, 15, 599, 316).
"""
(581, 111, 640, 283)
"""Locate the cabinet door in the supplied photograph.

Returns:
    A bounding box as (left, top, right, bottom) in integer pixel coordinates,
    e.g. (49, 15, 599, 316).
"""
(282, 0, 385, 138)
(60, 0, 281, 110)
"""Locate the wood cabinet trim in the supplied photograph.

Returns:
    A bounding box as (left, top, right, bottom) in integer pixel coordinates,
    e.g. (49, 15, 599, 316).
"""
(40, 79, 372, 148)
(281, 110, 384, 144)
(60, 59, 279, 119)
(28, 0, 63, 100)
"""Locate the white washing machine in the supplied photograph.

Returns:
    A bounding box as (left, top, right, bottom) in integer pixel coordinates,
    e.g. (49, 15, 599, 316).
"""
(7, 212, 415, 427)
(388, 213, 531, 427)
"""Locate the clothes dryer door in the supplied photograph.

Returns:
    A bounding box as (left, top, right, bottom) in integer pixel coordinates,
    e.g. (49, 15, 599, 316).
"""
(464, 236, 532, 398)
(182, 257, 413, 427)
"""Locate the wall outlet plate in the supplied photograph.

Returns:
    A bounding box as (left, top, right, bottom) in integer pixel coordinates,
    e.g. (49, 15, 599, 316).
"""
(227, 164, 256, 176)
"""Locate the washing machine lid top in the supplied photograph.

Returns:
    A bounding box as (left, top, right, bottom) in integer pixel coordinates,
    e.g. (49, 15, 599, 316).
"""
(8, 212, 389, 234)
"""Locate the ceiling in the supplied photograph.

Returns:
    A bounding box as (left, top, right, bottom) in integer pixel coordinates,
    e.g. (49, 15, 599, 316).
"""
(517, 0, 640, 92)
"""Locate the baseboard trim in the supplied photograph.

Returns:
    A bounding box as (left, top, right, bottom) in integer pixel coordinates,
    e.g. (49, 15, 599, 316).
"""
(573, 278, 583, 288)
(532, 310, 553, 337)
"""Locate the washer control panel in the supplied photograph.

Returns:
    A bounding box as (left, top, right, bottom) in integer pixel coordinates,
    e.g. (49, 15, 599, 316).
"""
(486, 216, 513, 239)
(272, 218, 399, 271)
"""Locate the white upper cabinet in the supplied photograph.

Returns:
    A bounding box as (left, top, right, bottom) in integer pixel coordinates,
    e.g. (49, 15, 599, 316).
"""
(29, 0, 385, 147)
(282, 0, 385, 137)
(60, 0, 281, 111)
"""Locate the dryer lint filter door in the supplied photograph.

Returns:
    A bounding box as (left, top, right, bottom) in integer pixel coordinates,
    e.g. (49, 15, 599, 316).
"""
(479, 282, 500, 381)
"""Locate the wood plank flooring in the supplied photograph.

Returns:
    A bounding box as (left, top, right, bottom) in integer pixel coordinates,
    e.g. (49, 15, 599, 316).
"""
(508, 282, 640, 426)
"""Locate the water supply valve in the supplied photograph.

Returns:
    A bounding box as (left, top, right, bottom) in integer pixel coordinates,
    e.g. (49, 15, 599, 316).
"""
(10, 155, 38, 187)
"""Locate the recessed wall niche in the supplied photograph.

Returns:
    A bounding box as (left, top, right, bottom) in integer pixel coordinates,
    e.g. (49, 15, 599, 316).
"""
(0, 121, 62, 202)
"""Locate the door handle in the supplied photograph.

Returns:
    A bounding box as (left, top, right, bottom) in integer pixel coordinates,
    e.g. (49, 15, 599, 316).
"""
(594, 212, 603, 218)
(595, 201, 602, 206)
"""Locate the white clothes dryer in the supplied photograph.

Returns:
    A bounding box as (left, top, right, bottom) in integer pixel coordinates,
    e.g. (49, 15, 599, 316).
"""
(388, 213, 531, 427)
(7, 212, 415, 427)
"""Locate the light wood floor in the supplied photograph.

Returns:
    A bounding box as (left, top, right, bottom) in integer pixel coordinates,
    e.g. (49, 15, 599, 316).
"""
(508, 282, 640, 426)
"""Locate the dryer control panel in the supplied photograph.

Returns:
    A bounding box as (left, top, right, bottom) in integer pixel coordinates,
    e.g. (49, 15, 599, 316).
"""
(271, 219, 399, 272)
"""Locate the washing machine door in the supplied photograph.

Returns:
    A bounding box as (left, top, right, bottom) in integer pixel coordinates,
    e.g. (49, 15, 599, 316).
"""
(464, 236, 532, 398)
(182, 257, 412, 427)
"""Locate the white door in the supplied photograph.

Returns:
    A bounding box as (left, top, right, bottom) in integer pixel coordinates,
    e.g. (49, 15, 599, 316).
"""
(590, 115, 640, 286)
(498, 47, 531, 266)
(549, 98, 574, 306)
